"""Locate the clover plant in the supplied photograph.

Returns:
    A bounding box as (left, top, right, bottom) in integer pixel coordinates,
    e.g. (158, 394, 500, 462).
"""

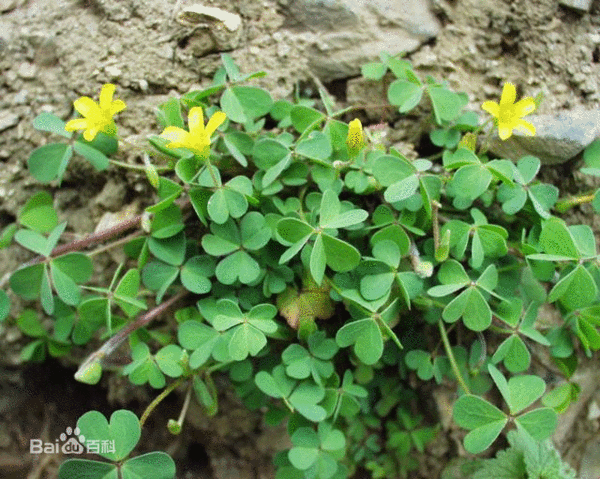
(2, 51, 597, 478)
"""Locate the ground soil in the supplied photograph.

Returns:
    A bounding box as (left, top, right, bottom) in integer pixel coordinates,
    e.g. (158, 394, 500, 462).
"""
(1, 0, 600, 478)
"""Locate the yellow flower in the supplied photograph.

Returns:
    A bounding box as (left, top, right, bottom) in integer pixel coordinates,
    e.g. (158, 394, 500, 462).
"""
(160, 107, 226, 158)
(65, 84, 126, 142)
(482, 82, 536, 141)
(346, 118, 365, 157)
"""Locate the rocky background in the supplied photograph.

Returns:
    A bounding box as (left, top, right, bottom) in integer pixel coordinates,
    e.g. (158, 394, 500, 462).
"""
(1, 0, 600, 478)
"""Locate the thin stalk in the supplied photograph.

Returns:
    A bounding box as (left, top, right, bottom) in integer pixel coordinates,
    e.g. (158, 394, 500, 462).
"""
(109, 158, 172, 173)
(140, 376, 187, 428)
(75, 290, 189, 379)
(438, 319, 471, 394)
(87, 231, 144, 257)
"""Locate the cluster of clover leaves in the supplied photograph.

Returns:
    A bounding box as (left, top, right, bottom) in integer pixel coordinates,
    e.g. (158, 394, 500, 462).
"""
(1, 51, 596, 478)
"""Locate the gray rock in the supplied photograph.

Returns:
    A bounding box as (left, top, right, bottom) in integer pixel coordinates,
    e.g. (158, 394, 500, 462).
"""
(487, 108, 600, 165)
(0, 0, 18, 13)
(17, 62, 36, 79)
(559, 0, 593, 12)
(279, 0, 440, 82)
(0, 111, 19, 132)
(580, 440, 600, 479)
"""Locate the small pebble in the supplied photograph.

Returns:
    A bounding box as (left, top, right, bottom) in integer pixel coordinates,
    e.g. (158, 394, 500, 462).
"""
(17, 62, 36, 79)
(0, 110, 19, 132)
(104, 65, 122, 79)
(559, 0, 592, 12)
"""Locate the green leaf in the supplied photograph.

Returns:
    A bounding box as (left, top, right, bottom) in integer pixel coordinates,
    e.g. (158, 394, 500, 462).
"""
(252, 138, 290, 170)
(453, 395, 507, 454)
(289, 382, 327, 422)
(180, 256, 214, 294)
(58, 459, 117, 479)
(289, 428, 320, 470)
(150, 204, 184, 238)
(583, 138, 600, 167)
(548, 264, 597, 311)
(19, 191, 58, 233)
(223, 132, 250, 167)
(215, 250, 261, 284)
(296, 131, 332, 162)
(17, 309, 46, 337)
(188, 187, 211, 226)
(221, 86, 273, 123)
(336, 318, 383, 365)
(77, 410, 140, 461)
(73, 141, 110, 171)
(0, 290, 9, 322)
(492, 335, 530, 373)
(384, 175, 419, 203)
(463, 420, 508, 455)
(451, 164, 492, 203)
(14, 229, 50, 256)
(443, 148, 480, 169)
(0, 223, 17, 249)
(290, 105, 325, 134)
(156, 97, 184, 129)
(141, 260, 179, 302)
(148, 231, 186, 266)
(114, 268, 145, 317)
(178, 321, 219, 368)
(40, 265, 54, 314)
(361, 61, 387, 80)
(311, 235, 327, 285)
(228, 321, 267, 360)
(155, 344, 185, 378)
(507, 375, 546, 415)
(240, 212, 271, 250)
(514, 408, 557, 441)
(442, 286, 491, 331)
(202, 219, 240, 256)
(387, 80, 423, 112)
(321, 233, 361, 272)
(207, 187, 248, 224)
(539, 217, 578, 259)
(121, 452, 176, 479)
(277, 218, 314, 243)
(33, 111, 72, 138)
(428, 85, 466, 123)
(50, 262, 81, 306)
(372, 154, 414, 186)
(255, 366, 295, 399)
(52, 253, 93, 284)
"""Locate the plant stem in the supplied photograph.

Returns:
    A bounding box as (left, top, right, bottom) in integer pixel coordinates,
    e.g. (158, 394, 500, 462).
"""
(555, 191, 596, 213)
(438, 319, 471, 394)
(140, 376, 187, 428)
(109, 158, 172, 173)
(87, 231, 143, 257)
(75, 290, 189, 379)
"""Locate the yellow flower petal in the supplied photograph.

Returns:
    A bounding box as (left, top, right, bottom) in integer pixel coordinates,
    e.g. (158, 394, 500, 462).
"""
(498, 124, 513, 141)
(83, 127, 99, 142)
(205, 111, 226, 136)
(188, 107, 205, 134)
(73, 96, 101, 118)
(481, 101, 499, 118)
(514, 97, 536, 117)
(65, 118, 89, 132)
(346, 118, 364, 153)
(109, 99, 127, 116)
(515, 120, 536, 136)
(500, 82, 516, 106)
(99, 84, 116, 109)
(161, 126, 191, 147)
